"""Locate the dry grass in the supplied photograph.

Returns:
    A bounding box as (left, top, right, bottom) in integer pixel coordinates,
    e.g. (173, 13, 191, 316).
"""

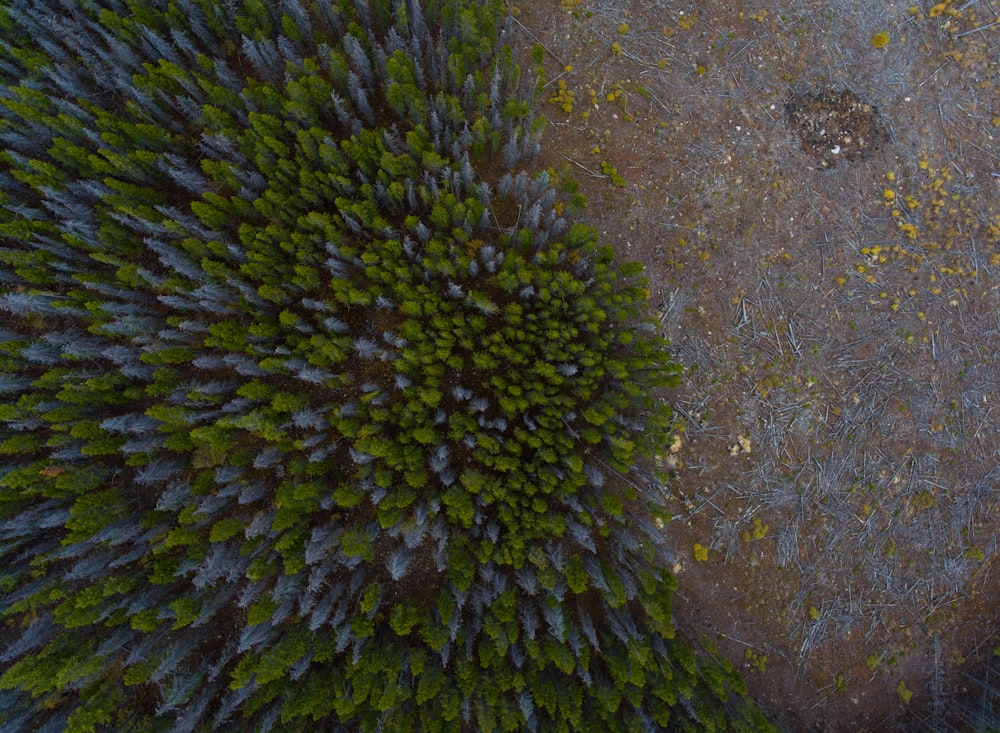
(514, 0, 1000, 728)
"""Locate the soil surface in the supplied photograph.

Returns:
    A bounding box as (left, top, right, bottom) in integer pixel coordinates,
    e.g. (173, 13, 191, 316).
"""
(513, 0, 1000, 730)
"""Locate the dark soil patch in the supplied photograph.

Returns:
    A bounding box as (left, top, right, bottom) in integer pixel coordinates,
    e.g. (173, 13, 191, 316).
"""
(785, 89, 887, 169)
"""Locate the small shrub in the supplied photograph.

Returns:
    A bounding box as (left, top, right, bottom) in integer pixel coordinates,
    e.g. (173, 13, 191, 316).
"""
(897, 680, 913, 704)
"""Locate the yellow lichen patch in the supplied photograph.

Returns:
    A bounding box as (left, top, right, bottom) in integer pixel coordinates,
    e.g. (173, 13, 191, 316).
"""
(870, 32, 890, 48)
(547, 79, 575, 113)
(928, 1, 951, 18)
(872, 152, 999, 292)
(897, 221, 919, 240)
(751, 517, 768, 540)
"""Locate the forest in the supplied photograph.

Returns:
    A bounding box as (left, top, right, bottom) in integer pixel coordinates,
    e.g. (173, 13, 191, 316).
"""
(0, 0, 779, 730)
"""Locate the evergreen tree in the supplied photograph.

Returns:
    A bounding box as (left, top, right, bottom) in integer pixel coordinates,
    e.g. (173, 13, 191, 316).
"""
(0, 1, 777, 730)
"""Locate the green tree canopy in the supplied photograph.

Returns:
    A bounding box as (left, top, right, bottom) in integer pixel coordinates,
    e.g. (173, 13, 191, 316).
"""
(0, 0, 776, 730)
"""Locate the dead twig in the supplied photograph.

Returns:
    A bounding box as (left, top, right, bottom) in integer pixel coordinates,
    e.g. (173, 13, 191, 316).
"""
(956, 20, 998, 38)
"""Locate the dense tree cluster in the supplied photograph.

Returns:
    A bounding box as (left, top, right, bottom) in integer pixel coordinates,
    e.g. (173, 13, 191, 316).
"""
(0, 0, 776, 730)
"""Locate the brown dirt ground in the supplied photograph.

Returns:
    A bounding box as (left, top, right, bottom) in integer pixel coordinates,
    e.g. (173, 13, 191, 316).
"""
(512, 0, 1000, 730)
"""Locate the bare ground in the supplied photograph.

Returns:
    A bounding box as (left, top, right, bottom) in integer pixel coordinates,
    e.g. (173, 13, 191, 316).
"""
(512, 0, 1000, 729)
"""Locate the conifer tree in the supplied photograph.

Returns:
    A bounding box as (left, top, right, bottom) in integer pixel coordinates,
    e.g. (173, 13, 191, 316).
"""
(0, 1, 777, 730)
